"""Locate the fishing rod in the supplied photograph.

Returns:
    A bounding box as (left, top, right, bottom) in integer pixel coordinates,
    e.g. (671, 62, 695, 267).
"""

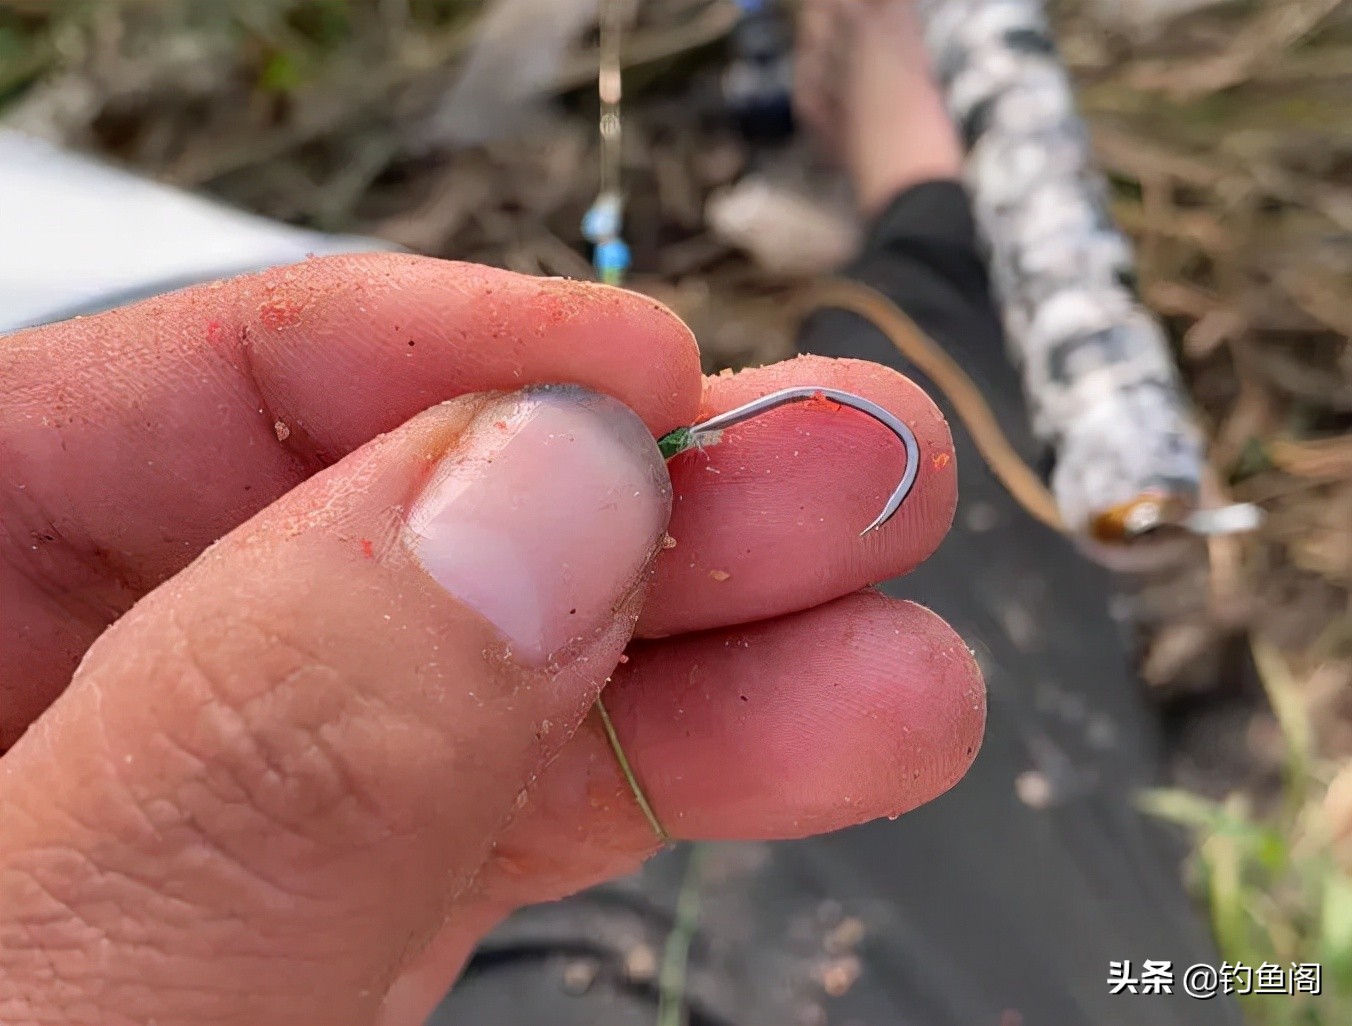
(579, 0, 1262, 547)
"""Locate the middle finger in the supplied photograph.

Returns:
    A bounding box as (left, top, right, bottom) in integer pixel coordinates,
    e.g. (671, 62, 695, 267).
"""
(639, 354, 955, 637)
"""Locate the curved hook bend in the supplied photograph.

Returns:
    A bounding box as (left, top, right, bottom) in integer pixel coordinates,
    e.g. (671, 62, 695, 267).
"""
(665, 386, 921, 536)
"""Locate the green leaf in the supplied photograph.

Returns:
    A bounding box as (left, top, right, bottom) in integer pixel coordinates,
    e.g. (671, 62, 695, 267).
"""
(258, 49, 304, 92)
(1320, 871, 1352, 978)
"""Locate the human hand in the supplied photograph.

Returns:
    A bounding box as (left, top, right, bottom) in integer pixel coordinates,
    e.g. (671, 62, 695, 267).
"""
(0, 254, 983, 1025)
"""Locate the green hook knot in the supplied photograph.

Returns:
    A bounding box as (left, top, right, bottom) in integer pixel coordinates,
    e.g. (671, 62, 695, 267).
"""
(657, 426, 698, 460)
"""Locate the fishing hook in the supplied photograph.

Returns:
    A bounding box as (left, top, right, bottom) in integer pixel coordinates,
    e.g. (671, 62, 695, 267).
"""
(657, 386, 921, 536)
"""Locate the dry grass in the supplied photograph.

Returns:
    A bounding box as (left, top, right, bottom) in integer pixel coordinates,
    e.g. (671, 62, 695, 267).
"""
(1061, 4, 1352, 1018)
(1059, 3, 1352, 712)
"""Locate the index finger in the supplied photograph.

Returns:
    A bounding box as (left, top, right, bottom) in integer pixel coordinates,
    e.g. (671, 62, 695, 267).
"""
(637, 355, 957, 637)
(0, 254, 702, 744)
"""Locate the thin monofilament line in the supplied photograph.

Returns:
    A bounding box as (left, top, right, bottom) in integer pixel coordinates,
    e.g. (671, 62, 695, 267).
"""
(598, 0, 624, 199)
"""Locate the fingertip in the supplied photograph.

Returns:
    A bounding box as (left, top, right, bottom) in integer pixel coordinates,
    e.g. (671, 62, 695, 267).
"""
(466, 592, 985, 912)
(884, 598, 987, 804)
(702, 355, 958, 549)
(640, 356, 957, 636)
(616, 592, 985, 839)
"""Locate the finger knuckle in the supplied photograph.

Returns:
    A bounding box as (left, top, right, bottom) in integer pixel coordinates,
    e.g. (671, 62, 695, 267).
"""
(162, 606, 393, 847)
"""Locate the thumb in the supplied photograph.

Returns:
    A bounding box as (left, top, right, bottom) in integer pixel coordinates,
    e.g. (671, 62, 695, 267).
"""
(0, 386, 671, 1026)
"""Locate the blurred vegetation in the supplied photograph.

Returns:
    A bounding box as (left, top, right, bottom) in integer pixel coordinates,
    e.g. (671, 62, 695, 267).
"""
(2, 1, 1351, 1023)
(1142, 640, 1352, 1026)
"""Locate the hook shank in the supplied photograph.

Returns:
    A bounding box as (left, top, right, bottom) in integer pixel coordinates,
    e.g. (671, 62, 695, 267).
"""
(674, 386, 922, 536)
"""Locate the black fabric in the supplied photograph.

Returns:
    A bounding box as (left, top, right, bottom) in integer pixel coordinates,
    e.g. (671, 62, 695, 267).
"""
(433, 180, 1243, 1026)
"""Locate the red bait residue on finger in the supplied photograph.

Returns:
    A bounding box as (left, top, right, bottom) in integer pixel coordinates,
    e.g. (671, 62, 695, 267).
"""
(803, 390, 844, 413)
(259, 298, 303, 331)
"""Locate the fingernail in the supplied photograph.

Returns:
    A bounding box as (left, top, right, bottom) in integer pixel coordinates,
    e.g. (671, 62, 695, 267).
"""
(405, 386, 672, 665)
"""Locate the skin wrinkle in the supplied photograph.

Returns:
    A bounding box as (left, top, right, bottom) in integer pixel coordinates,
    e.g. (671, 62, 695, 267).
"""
(10, 839, 205, 931)
(2, 828, 378, 1023)
(87, 669, 218, 867)
(9, 325, 234, 598)
(10, 714, 189, 875)
(0, 572, 98, 754)
(7, 852, 198, 963)
(44, 747, 328, 919)
(152, 708, 351, 863)
(57, 613, 395, 921)
(0, 496, 142, 625)
(233, 321, 330, 478)
(0, 853, 196, 1024)
(1, 857, 98, 946)
(0, 912, 66, 1026)
(164, 620, 397, 855)
(5, 938, 344, 1026)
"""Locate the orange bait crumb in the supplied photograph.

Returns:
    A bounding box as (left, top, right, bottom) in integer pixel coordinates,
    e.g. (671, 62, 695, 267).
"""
(932, 453, 951, 470)
(803, 390, 843, 413)
(258, 299, 303, 331)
